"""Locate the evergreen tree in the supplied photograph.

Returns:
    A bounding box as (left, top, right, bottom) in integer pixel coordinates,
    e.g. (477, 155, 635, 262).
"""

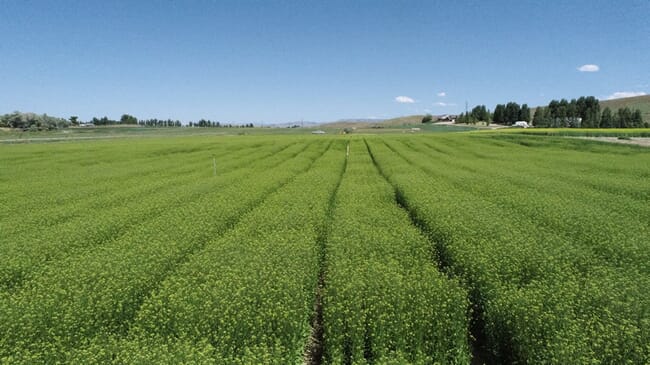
(617, 107, 632, 128)
(600, 107, 613, 128)
(505, 102, 520, 125)
(631, 109, 643, 127)
(519, 104, 531, 122)
(493, 104, 506, 124)
(532, 107, 546, 127)
(470, 105, 488, 122)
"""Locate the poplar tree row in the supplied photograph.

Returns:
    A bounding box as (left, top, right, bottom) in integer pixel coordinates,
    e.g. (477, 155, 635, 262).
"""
(457, 96, 647, 128)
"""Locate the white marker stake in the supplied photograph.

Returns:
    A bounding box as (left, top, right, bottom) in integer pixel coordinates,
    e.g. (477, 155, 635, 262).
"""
(346, 143, 350, 157)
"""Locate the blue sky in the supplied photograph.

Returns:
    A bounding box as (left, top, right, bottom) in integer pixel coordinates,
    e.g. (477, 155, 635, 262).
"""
(1, 0, 648, 123)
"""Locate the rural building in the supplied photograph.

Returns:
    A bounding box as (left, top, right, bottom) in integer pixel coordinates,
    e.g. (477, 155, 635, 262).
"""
(437, 115, 457, 122)
(513, 121, 529, 128)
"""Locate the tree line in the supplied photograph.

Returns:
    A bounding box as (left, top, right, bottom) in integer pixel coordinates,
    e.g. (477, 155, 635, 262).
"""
(189, 119, 254, 128)
(0, 112, 258, 130)
(533, 99, 644, 128)
(455, 96, 647, 128)
(0, 112, 69, 131)
(456, 102, 532, 125)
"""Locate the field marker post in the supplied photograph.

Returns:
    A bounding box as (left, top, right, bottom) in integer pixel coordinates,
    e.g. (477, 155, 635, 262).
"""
(212, 156, 217, 176)
(346, 143, 350, 157)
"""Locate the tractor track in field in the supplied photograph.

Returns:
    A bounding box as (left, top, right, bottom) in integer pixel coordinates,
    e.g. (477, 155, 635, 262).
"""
(304, 141, 348, 365)
(363, 138, 494, 365)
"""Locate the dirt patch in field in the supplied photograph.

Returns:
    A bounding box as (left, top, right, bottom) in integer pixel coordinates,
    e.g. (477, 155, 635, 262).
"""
(573, 137, 650, 147)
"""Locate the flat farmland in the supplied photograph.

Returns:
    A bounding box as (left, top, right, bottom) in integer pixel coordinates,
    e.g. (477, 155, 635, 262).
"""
(1, 134, 648, 364)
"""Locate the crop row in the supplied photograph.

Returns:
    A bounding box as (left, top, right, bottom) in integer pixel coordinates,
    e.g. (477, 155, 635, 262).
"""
(366, 135, 649, 364)
(322, 140, 470, 364)
(0, 139, 331, 363)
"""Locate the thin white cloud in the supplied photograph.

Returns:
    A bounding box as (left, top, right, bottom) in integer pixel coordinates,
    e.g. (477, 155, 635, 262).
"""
(434, 102, 456, 107)
(395, 96, 415, 103)
(437, 92, 446, 97)
(578, 64, 599, 72)
(423, 109, 432, 113)
(607, 91, 647, 100)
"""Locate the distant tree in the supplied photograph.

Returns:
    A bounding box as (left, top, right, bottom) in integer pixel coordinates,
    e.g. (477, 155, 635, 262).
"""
(567, 99, 578, 119)
(470, 105, 489, 122)
(493, 104, 506, 124)
(616, 107, 632, 128)
(0, 111, 69, 130)
(92, 116, 118, 125)
(120, 114, 138, 125)
(565, 99, 582, 127)
(69, 116, 79, 126)
(578, 96, 600, 128)
(505, 102, 520, 125)
(631, 109, 644, 127)
(600, 107, 613, 128)
(422, 114, 433, 124)
(557, 99, 569, 120)
(519, 104, 531, 122)
(532, 107, 545, 127)
(547, 100, 559, 121)
(457, 112, 475, 124)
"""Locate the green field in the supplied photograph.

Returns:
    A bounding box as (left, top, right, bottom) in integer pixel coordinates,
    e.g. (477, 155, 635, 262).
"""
(1, 133, 648, 364)
(492, 127, 650, 137)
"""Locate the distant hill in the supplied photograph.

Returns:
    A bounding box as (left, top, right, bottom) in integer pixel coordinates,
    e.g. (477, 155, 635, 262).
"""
(599, 94, 650, 122)
(335, 118, 387, 124)
(322, 115, 425, 128)
(378, 115, 426, 126)
(322, 118, 386, 128)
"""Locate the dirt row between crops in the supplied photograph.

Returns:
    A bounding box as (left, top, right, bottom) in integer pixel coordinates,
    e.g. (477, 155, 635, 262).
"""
(572, 137, 650, 147)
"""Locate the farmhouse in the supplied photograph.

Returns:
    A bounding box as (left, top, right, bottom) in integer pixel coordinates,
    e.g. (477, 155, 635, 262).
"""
(437, 114, 457, 122)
